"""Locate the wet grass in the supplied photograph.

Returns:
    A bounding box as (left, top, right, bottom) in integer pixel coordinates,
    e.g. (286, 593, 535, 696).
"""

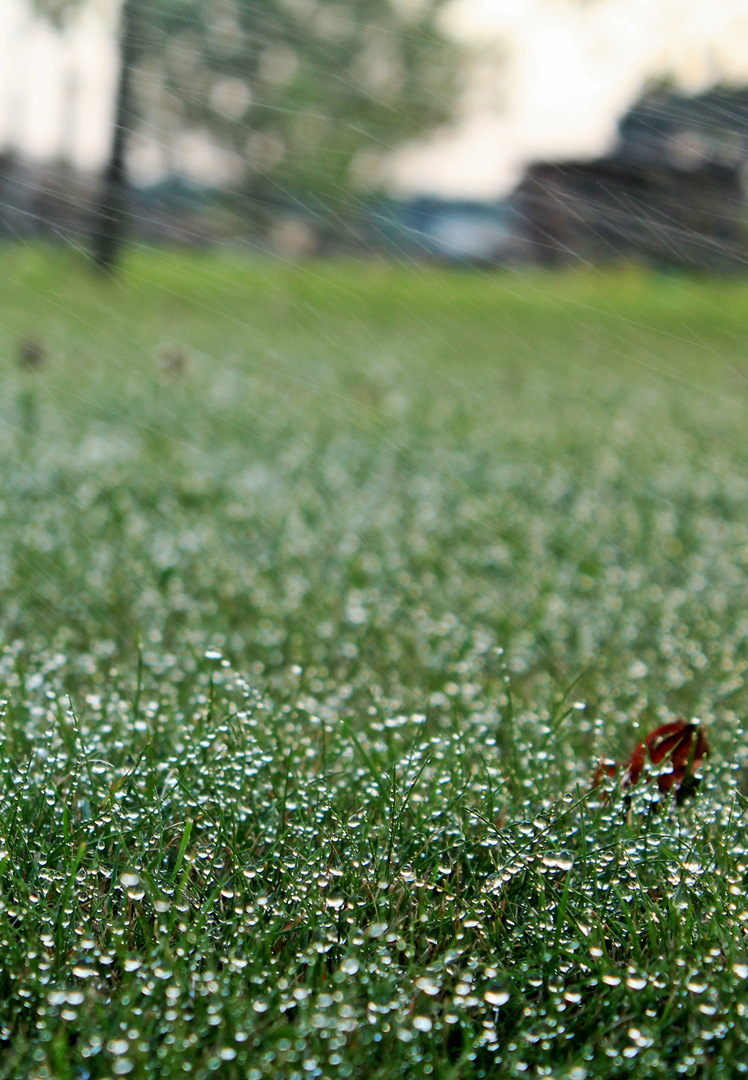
(1, 246, 748, 1078)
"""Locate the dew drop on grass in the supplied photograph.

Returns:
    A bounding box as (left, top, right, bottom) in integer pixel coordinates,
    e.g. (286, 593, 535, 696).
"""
(340, 958, 360, 975)
(733, 963, 748, 979)
(413, 1016, 433, 1032)
(484, 989, 510, 1007)
(687, 980, 707, 994)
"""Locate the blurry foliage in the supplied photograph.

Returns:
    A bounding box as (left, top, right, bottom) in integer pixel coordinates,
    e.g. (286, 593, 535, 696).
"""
(141, 0, 460, 204)
(36, 0, 461, 208)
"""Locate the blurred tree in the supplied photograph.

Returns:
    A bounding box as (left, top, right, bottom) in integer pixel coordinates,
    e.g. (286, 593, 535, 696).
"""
(33, 0, 460, 266)
(32, 0, 143, 271)
(91, 0, 140, 271)
(149, 0, 457, 198)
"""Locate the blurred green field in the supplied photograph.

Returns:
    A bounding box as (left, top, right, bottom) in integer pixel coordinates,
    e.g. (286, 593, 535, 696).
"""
(2, 247, 748, 1078)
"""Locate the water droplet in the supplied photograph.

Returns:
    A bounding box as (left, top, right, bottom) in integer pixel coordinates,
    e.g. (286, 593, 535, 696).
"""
(413, 1016, 432, 1032)
(733, 963, 748, 979)
(340, 958, 359, 975)
(484, 989, 510, 1007)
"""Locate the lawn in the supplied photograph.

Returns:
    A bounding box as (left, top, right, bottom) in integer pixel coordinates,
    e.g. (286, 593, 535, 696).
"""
(1, 246, 748, 1078)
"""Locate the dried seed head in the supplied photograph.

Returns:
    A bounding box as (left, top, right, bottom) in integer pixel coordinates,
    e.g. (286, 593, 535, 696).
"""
(154, 343, 188, 378)
(17, 338, 46, 370)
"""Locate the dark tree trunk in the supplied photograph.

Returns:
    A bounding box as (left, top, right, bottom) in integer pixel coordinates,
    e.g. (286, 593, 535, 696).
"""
(91, 0, 139, 273)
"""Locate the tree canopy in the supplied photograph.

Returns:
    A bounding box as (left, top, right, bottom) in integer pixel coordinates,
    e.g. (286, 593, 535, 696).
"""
(133, 0, 459, 203)
(34, 0, 459, 200)
(30, 0, 461, 265)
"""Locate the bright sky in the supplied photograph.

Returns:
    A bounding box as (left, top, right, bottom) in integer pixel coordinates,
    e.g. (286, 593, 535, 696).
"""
(3, 0, 748, 196)
(391, 0, 748, 195)
(0, 0, 119, 169)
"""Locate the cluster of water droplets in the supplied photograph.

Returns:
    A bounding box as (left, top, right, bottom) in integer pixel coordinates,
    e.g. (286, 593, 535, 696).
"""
(0, 638, 744, 1078)
(3, 264, 748, 1076)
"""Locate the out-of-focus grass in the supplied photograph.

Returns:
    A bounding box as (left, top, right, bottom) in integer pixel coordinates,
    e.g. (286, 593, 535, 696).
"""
(1, 246, 748, 1079)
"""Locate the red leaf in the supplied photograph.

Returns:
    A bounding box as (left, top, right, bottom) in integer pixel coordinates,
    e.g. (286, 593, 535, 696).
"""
(645, 720, 694, 765)
(655, 726, 709, 793)
(592, 719, 709, 803)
